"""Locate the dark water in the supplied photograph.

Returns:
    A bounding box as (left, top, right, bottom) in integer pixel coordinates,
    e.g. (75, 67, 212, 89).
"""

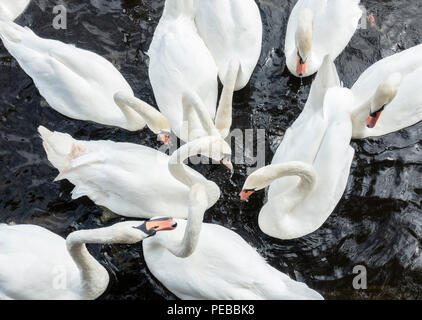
(0, 0, 421, 300)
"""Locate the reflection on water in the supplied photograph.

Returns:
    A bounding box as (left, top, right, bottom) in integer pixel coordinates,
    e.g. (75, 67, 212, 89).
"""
(0, 0, 421, 300)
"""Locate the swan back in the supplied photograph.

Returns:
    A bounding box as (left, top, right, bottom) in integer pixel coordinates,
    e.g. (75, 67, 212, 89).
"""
(0, 224, 81, 300)
(193, 0, 262, 90)
(148, 1, 218, 140)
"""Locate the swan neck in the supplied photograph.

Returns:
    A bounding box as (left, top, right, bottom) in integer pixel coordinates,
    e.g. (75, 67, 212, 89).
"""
(114, 92, 168, 134)
(168, 138, 215, 188)
(215, 61, 239, 138)
(182, 91, 220, 138)
(66, 230, 110, 299)
(271, 162, 317, 211)
(166, 187, 207, 258)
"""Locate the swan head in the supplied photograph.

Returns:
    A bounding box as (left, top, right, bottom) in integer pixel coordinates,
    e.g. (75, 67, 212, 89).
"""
(367, 72, 402, 128)
(193, 136, 233, 171)
(295, 8, 313, 77)
(145, 114, 171, 144)
(115, 218, 178, 243)
(239, 165, 276, 200)
(158, 129, 171, 145)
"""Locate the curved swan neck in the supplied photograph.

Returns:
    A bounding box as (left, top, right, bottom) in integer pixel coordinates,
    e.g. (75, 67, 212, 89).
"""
(114, 92, 169, 134)
(66, 231, 110, 300)
(182, 91, 220, 138)
(270, 162, 316, 198)
(168, 137, 219, 187)
(215, 61, 239, 139)
(166, 184, 207, 258)
(66, 225, 148, 299)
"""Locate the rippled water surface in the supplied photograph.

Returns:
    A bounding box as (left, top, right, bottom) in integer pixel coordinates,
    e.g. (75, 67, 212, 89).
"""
(0, 0, 421, 300)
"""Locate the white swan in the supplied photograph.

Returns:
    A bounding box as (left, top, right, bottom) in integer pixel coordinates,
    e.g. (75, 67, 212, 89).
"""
(39, 126, 232, 219)
(0, 218, 177, 300)
(350, 44, 422, 138)
(148, 0, 233, 142)
(143, 184, 323, 300)
(241, 51, 422, 239)
(240, 56, 356, 239)
(285, 0, 362, 77)
(0, 0, 30, 20)
(193, 0, 262, 136)
(0, 20, 170, 142)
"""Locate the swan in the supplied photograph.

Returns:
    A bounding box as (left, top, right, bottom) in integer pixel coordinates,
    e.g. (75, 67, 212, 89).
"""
(0, 218, 177, 300)
(0, 20, 170, 142)
(0, 0, 30, 20)
(148, 0, 233, 142)
(240, 52, 422, 239)
(192, 0, 262, 136)
(350, 44, 422, 138)
(38, 126, 232, 219)
(240, 56, 356, 239)
(285, 0, 362, 77)
(143, 183, 323, 300)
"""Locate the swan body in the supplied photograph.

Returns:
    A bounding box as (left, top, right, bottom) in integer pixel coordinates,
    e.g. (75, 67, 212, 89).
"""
(285, 0, 362, 77)
(38, 126, 224, 219)
(144, 184, 323, 300)
(0, 20, 169, 136)
(0, 0, 30, 20)
(350, 44, 422, 138)
(241, 57, 355, 239)
(0, 219, 175, 300)
(148, 0, 220, 142)
(193, 0, 262, 90)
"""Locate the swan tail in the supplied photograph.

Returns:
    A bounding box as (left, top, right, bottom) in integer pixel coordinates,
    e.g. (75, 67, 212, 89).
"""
(38, 126, 82, 179)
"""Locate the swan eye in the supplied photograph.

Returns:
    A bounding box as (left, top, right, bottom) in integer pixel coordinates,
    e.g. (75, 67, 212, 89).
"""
(297, 51, 305, 64)
(370, 105, 386, 117)
(134, 223, 156, 237)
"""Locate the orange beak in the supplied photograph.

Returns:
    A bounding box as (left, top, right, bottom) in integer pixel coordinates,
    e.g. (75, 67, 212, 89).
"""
(158, 133, 169, 144)
(239, 190, 254, 201)
(146, 218, 177, 232)
(296, 56, 306, 77)
(366, 111, 383, 129)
